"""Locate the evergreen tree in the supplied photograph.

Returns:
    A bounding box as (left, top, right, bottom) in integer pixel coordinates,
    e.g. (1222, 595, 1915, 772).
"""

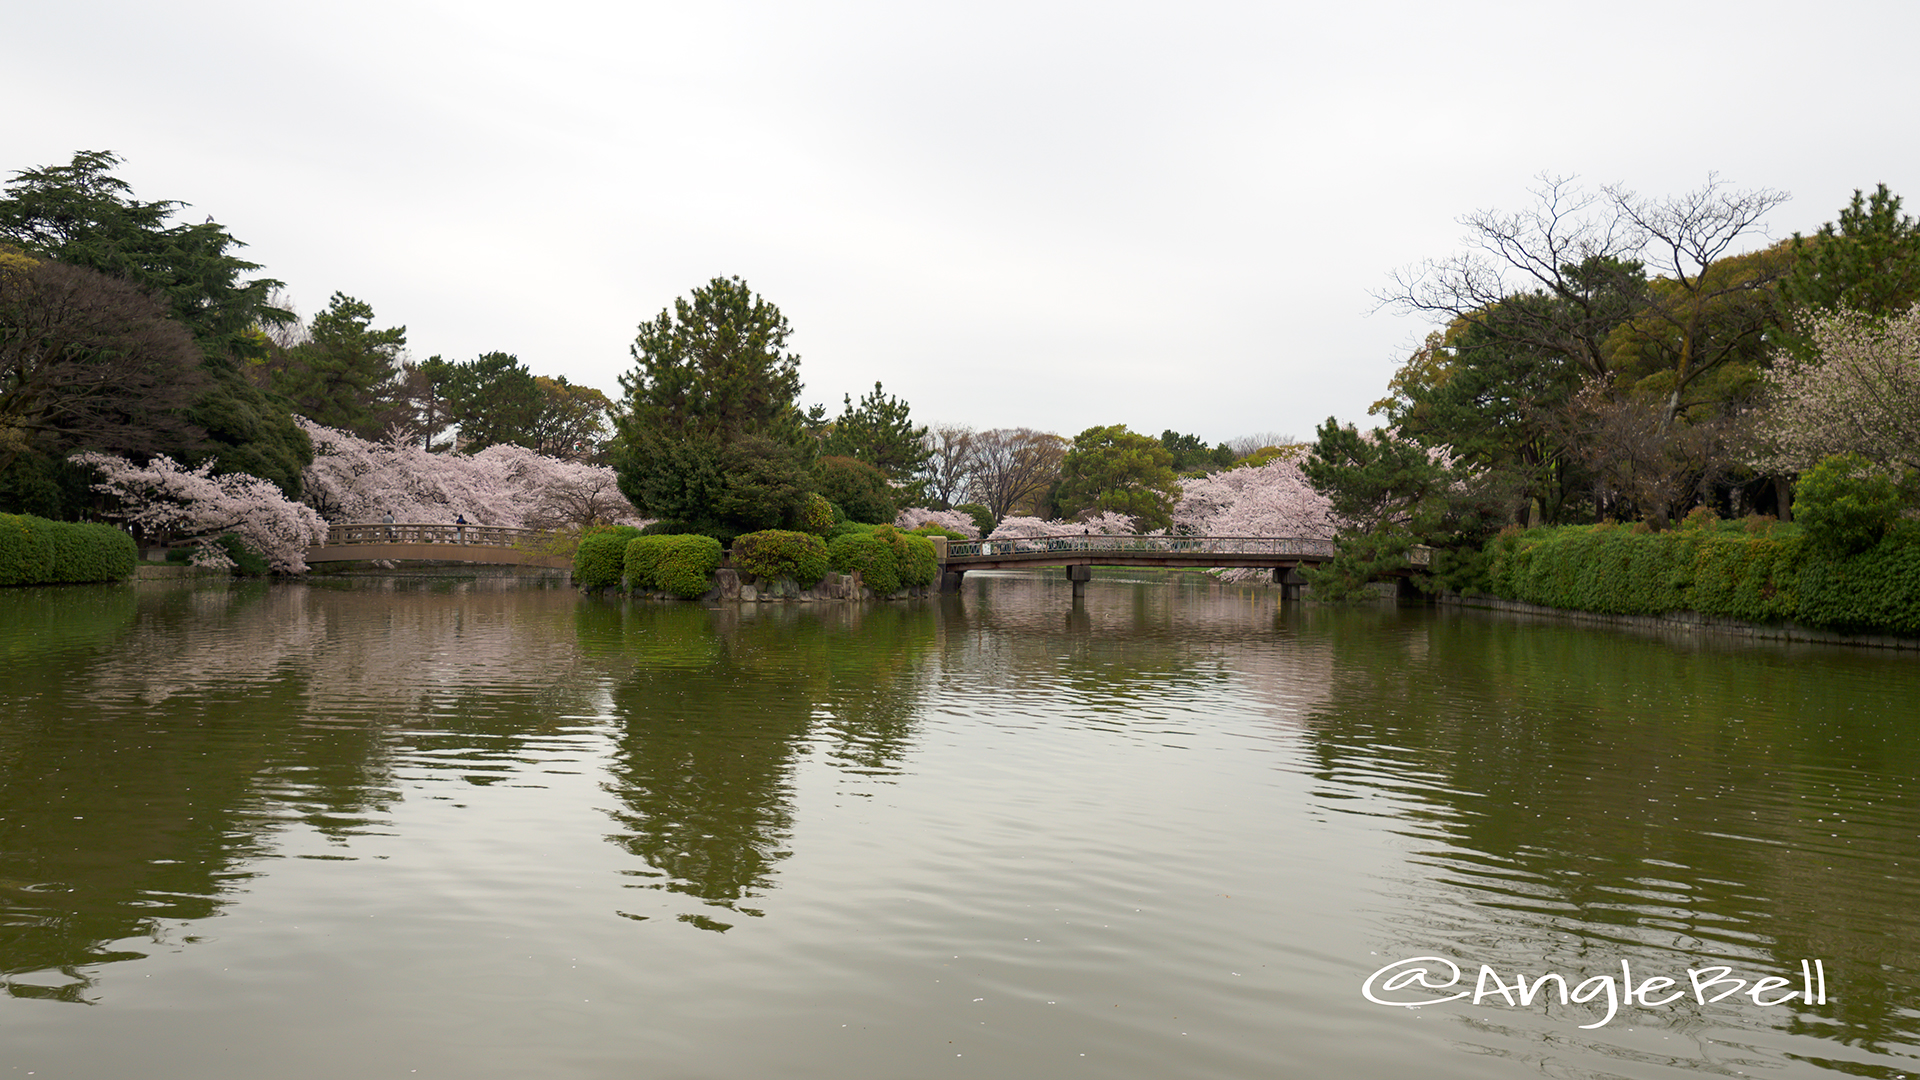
(272, 292, 405, 438)
(822, 381, 930, 486)
(0, 150, 312, 500)
(1056, 424, 1180, 530)
(1778, 184, 1920, 352)
(613, 277, 814, 539)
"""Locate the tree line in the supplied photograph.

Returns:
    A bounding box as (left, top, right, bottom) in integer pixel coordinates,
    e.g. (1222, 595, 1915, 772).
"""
(0, 150, 618, 524)
(1298, 173, 1920, 596)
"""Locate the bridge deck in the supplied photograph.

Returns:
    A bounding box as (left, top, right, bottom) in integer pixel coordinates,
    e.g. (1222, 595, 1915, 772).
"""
(942, 534, 1426, 573)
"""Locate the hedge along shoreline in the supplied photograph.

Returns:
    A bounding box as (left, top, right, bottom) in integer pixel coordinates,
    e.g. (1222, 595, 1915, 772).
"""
(1478, 518, 1920, 641)
(571, 525, 937, 600)
(0, 513, 138, 586)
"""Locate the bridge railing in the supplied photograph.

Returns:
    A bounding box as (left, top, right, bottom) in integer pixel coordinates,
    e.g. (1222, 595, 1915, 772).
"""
(320, 523, 551, 548)
(944, 534, 1431, 565)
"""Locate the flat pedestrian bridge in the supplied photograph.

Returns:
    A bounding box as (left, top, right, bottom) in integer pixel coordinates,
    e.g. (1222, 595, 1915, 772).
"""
(307, 523, 573, 569)
(936, 534, 1430, 597)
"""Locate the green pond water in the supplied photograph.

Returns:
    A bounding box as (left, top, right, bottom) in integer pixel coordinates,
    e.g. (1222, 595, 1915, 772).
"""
(2, 570, 1918, 1080)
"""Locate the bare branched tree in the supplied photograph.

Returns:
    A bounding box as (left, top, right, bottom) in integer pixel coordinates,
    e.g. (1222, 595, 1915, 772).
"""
(967, 427, 1066, 522)
(917, 424, 978, 509)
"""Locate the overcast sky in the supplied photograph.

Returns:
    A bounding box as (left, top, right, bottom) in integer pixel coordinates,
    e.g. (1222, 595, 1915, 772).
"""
(12, 0, 1918, 446)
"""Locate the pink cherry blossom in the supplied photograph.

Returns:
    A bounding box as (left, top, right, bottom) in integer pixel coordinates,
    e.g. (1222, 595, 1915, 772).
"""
(72, 452, 331, 573)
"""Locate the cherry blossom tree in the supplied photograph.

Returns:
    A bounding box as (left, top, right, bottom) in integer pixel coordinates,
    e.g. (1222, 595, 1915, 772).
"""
(985, 515, 1059, 540)
(1759, 305, 1920, 474)
(72, 452, 329, 572)
(1171, 458, 1335, 538)
(894, 508, 981, 537)
(298, 419, 643, 529)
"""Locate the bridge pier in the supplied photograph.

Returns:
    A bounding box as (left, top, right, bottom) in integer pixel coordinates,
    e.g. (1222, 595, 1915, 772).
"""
(940, 569, 966, 593)
(1273, 566, 1309, 602)
(1067, 563, 1092, 599)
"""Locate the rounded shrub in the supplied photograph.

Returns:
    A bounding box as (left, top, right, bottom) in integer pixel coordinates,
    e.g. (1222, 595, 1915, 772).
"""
(0, 514, 135, 585)
(954, 503, 994, 535)
(814, 456, 897, 524)
(573, 525, 642, 589)
(654, 534, 723, 599)
(1795, 453, 1909, 557)
(625, 534, 673, 591)
(828, 533, 900, 595)
(800, 493, 835, 536)
(733, 530, 830, 587)
(896, 531, 938, 588)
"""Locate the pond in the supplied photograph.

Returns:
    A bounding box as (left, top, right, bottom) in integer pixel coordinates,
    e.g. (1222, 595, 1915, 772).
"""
(2, 571, 1917, 1080)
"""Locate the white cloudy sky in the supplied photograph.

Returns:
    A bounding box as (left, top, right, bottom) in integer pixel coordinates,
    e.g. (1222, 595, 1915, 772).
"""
(12, 0, 1917, 446)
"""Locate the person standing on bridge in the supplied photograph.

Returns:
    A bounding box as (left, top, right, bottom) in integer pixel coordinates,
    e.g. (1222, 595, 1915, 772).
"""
(455, 514, 467, 543)
(382, 510, 394, 541)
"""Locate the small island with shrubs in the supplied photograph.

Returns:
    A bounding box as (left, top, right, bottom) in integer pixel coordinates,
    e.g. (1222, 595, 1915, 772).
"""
(573, 520, 947, 603)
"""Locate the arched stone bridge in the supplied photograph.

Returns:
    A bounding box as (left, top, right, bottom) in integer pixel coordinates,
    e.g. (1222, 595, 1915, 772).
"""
(935, 534, 1430, 598)
(307, 523, 574, 569)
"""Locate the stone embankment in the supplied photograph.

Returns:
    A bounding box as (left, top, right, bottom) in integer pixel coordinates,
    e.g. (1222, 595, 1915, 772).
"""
(1439, 592, 1919, 650)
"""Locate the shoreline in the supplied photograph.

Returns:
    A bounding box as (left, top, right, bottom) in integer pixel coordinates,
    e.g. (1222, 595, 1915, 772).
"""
(1437, 592, 1920, 651)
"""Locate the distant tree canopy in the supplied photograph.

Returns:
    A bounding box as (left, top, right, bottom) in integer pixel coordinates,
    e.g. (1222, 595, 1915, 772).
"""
(822, 381, 930, 489)
(0, 151, 312, 510)
(1368, 174, 1920, 529)
(613, 276, 817, 540)
(1057, 424, 1180, 530)
(270, 292, 406, 439)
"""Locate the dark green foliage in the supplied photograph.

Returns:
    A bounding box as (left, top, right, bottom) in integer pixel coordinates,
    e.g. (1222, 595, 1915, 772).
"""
(909, 522, 969, 541)
(0, 152, 311, 503)
(212, 533, 269, 577)
(0, 513, 134, 585)
(828, 533, 900, 595)
(1301, 529, 1416, 601)
(0, 455, 94, 519)
(800, 492, 835, 536)
(271, 292, 406, 438)
(1794, 453, 1911, 557)
(1302, 417, 1482, 598)
(190, 363, 312, 497)
(426, 352, 543, 452)
(814, 455, 896, 524)
(573, 525, 642, 589)
(615, 277, 817, 537)
(0, 151, 290, 357)
(1796, 522, 1920, 636)
(1481, 518, 1920, 637)
(822, 381, 930, 486)
(732, 530, 830, 587)
(1779, 185, 1920, 351)
(1159, 430, 1234, 473)
(631, 534, 722, 599)
(893, 529, 938, 588)
(1056, 424, 1179, 530)
(954, 503, 994, 535)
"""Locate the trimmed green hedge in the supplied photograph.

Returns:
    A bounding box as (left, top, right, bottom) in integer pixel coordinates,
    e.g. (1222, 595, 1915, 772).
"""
(1483, 518, 1920, 637)
(1796, 522, 1920, 636)
(625, 534, 722, 599)
(890, 528, 938, 589)
(0, 514, 136, 585)
(733, 530, 830, 587)
(573, 525, 643, 589)
(828, 533, 900, 595)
